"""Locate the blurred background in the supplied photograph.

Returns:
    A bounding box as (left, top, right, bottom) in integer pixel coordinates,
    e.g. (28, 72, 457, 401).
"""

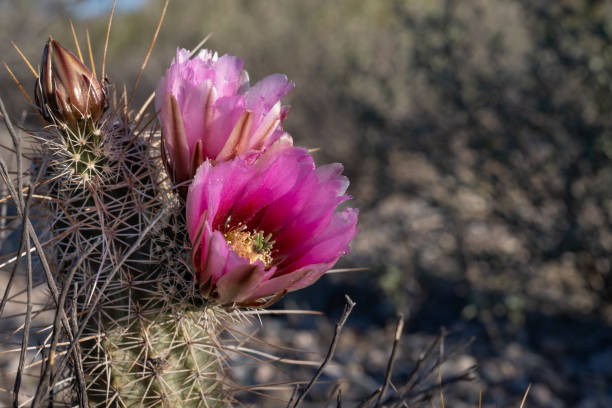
(1, 0, 612, 406)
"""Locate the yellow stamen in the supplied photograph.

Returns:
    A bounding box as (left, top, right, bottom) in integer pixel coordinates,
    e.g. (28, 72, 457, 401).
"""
(224, 227, 274, 267)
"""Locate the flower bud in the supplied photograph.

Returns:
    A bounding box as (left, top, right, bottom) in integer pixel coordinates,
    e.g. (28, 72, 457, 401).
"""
(35, 38, 107, 126)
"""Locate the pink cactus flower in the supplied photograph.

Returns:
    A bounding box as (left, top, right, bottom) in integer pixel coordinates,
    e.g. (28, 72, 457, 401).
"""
(186, 139, 358, 306)
(156, 48, 294, 195)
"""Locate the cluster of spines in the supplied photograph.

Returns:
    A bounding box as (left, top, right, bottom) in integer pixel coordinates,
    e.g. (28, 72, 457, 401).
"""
(0, 7, 299, 406)
(83, 307, 225, 407)
(34, 118, 108, 185)
(31, 86, 231, 405)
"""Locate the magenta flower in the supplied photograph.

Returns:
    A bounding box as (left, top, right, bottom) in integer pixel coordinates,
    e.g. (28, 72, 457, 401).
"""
(186, 139, 358, 305)
(156, 48, 294, 193)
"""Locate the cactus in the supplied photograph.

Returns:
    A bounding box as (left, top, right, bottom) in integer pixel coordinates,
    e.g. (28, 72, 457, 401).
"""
(27, 37, 229, 406)
(1, 9, 357, 405)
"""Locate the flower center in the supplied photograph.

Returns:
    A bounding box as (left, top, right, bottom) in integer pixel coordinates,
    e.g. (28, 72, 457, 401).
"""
(223, 226, 275, 267)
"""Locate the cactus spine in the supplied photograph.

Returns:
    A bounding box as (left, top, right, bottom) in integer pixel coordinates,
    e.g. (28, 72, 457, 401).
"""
(33, 38, 227, 406)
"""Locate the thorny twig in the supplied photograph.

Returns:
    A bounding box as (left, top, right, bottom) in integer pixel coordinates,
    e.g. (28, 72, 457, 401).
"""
(289, 295, 356, 408)
(71, 281, 88, 408)
(0, 96, 65, 405)
(374, 314, 404, 407)
(0, 98, 27, 321)
(519, 383, 532, 408)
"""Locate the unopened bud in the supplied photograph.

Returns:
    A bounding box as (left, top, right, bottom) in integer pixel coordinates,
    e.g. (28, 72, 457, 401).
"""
(35, 38, 107, 126)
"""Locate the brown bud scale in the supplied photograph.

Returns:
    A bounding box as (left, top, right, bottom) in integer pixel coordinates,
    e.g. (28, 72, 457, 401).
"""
(35, 38, 107, 126)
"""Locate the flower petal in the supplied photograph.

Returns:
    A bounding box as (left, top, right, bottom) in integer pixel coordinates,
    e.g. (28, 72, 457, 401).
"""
(212, 55, 244, 97)
(157, 49, 294, 186)
(186, 161, 214, 239)
(280, 208, 359, 272)
(215, 262, 266, 304)
(186, 143, 358, 305)
(210, 98, 249, 160)
(245, 74, 294, 132)
(229, 146, 309, 227)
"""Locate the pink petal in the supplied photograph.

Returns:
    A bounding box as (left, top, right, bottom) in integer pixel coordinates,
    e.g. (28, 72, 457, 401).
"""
(187, 157, 256, 231)
(161, 95, 191, 185)
(284, 262, 336, 292)
(245, 74, 294, 130)
(185, 141, 359, 305)
(273, 192, 350, 256)
(229, 146, 309, 227)
(157, 48, 296, 186)
(248, 267, 313, 300)
(254, 160, 317, 234)
(246, 101, 282, 151)
(178, 80, 212, 151)
(315, 163, 350, 196)
(237, 70, 250, 94)
(280, 208, 359, 272)
(212, 55, 244, 97)
(206, 95, 246, 158)
(216, 110, 252, 161)
(186, 161, 214, 238)
(215, 262, 266, 304)
(204, 229, 233, 283)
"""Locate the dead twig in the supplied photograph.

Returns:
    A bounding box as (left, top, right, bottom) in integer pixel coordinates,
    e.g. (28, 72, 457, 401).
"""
(286, 385, 299, 407)
(357, 335, 439, 408)
(0, 97, 61, 311)
(519, 383, 532, 408)
(31, 238, 100, 407)
(399, 368, 476, 403)
(374, 314, 405, 407)
(289, 295, 356, 408)
(12, 184, 33, 407)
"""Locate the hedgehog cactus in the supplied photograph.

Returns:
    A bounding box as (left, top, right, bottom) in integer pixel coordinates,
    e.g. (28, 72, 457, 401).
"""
(2, 16, 357, 405)
(32, 38, 227, 406)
